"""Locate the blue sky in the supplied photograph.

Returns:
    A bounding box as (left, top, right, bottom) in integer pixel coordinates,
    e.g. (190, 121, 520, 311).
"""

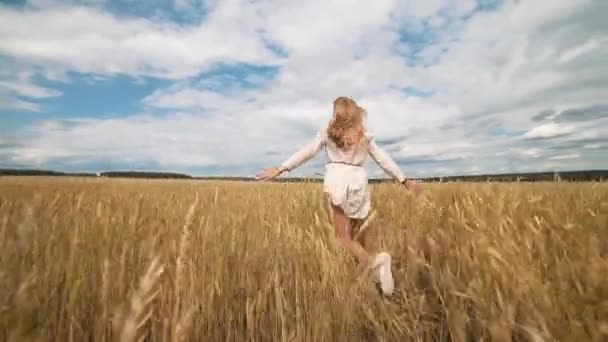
(0, 0, 607, 177)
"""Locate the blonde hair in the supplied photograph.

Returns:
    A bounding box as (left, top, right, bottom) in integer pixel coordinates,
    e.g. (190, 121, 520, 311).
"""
(327, 96, 367, 150)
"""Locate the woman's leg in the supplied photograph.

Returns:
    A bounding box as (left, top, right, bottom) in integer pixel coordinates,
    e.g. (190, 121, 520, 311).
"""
(352, 209, 376, 249)
(324, 194, 334, 225)
(352, 219, 369, 249)
(330, 204, 370, 268)
(329, 204, 394, 295)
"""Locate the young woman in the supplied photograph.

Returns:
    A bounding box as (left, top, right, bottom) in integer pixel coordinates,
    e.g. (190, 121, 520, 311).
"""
(255, 96, 422, 296)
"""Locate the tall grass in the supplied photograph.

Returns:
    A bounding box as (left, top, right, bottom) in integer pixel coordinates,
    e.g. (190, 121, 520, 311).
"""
(0, 177, 607, 341)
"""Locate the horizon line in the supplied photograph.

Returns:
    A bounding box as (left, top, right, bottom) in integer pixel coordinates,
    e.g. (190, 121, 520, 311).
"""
(1, 167, 607, 181)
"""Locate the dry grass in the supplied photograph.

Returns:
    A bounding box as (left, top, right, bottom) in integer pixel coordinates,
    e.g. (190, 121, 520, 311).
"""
(0, 176, 607, 341)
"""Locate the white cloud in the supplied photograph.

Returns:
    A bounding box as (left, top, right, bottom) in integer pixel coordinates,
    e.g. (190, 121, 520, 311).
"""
(0, 93, 40, 112)
(558, 38, 605, 64)
(523, 123, 575, 139)
(10, 111, 318, 173)
(549, 154, 579, 161)
(520, 148, 543, 158)
(2, 0, 608, 176)
(395, 141, 474, 161)
(0, 66, 62, 111)
(0, 80, 60, 99)
(0, 1, 282, 79)
(584, 144, 605, 150)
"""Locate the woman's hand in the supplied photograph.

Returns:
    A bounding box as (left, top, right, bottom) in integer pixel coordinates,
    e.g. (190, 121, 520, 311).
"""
(255, 167, 284, 181)
(403, 179, 423, 197)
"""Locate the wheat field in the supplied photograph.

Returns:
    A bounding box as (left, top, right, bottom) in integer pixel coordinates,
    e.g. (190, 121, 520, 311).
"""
(0, 177, 607, 341)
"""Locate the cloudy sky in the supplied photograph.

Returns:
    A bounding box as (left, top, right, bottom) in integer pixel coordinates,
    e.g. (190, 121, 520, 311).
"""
(1, 0, 607, 178)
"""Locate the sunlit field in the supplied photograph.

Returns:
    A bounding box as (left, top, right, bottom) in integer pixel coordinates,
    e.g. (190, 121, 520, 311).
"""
(1, 177, 607, 341)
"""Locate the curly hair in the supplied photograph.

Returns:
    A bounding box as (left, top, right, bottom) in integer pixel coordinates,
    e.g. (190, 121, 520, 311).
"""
(327, 96, 368, 150)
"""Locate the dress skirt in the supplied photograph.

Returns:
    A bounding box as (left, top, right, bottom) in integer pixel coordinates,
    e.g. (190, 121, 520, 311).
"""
(323, 163, 371, 219)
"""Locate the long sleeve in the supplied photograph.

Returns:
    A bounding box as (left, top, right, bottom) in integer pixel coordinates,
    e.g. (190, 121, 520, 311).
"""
(367, 135, 406, 182)
(280, 130, 326, 172)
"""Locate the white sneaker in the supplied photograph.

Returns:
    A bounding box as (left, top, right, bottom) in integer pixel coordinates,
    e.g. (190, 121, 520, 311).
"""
(372, 252, 394, 296)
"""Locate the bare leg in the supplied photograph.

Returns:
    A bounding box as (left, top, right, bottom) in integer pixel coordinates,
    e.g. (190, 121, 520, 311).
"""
(330, 204, 370, 269)
(353, 219, 369, 249)
(324, 194, 334, 225)
(327, 203, 394, 295)
(326, 202, 394, 295)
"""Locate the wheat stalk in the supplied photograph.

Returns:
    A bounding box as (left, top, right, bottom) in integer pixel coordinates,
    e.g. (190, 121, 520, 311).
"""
(172, 194, 199, 341)
(173, 305, 195, 342)
(116, 256, 164, 342)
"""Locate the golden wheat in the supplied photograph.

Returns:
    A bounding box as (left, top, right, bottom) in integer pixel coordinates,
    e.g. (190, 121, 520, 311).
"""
(0, 176, 607, 341)
(115, 256, 164, 342)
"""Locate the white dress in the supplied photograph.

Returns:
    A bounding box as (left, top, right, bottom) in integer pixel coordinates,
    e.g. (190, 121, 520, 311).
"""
(280, 128, 406, 219)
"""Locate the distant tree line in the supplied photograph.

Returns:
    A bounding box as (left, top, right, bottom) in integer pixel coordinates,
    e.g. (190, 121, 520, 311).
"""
(0, 168, 97, 177)
(417, 170, 607, 183)
(100, 171, 192, 179)
(1, 168, 607, 182)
